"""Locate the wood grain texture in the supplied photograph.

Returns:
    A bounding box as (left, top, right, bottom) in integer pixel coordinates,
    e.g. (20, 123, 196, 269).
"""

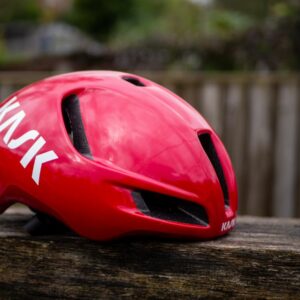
(223, 82, 248, 214)
(273, 82, 298, 217)
(246, 83, 274, 215)
(201, 81, 223, 136)
(0, 210, 300, 299)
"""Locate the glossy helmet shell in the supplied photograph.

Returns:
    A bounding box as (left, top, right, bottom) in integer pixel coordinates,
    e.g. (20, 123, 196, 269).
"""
(0, 71, 237, 240)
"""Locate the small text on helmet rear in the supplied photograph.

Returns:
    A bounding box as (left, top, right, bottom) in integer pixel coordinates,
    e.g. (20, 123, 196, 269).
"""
(221, 217, 236, 232)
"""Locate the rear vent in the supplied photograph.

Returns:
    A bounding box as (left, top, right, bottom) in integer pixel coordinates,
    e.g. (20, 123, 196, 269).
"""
(62, 94, 92, 158)
(122, 76, 145, 87)
(198, 133, 229, 206)
(132, 191, 209, 226)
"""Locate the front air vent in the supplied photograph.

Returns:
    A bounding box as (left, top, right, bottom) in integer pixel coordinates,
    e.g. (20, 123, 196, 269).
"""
(198, 133, 229, 206)
(122, 76, 145, 87)
(62, 94, 92, 158)
(132, 191, 209, 226)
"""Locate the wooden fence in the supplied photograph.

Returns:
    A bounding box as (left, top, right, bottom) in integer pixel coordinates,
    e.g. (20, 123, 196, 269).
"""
(0, 72, 299, 218)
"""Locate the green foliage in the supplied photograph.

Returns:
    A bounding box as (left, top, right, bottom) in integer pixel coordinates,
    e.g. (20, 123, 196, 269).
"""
(0, 0, 299, 70)
(271, 2, 296, 18)
(0, 0, 41, 23)
(109, 0, 190, 46)
(214, 0, 276, 21)
(110, 0, 253, 47)
(65, 0, 136, 41)
(0, 36, 7, 65)
(204, 9, 253, 38)
(215, 0, 300, 22)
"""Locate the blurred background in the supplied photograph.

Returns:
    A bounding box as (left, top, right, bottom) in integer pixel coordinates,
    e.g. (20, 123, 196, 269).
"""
(0, 0, 299, 217)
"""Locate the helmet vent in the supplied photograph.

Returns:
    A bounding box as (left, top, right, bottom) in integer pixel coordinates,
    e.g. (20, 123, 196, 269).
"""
(132, 191, 209, 226)
(62, 94, 92, 158)
(198, 133, 229, 207)
(122, 76, 145, 87)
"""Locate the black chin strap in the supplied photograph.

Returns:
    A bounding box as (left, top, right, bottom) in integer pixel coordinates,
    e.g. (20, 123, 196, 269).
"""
(24, 212, 71, 236)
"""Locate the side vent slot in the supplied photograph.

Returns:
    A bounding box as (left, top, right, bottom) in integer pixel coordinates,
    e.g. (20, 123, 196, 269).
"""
(132, 191, 209, 226)
(199, 133, 229, 207)
(122, 76, 145, 87)
(62, 94, 92, 158)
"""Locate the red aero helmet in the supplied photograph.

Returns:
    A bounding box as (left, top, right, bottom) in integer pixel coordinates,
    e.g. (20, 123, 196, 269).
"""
(0, 71, 237, 240)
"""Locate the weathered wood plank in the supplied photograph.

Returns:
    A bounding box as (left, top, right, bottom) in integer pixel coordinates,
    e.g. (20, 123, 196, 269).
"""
(297, 92, 300, 217)
(201, 81, 223, 136)
(223, 83, 248, 214)
(180, 83, 197, 109)
(0, 211, 300, 299)
(273, 82, 299, 217)
(246, 82, 274, 216)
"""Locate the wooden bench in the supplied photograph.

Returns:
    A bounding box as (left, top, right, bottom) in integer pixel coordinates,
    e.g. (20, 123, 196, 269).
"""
(0, 207, 300, 299)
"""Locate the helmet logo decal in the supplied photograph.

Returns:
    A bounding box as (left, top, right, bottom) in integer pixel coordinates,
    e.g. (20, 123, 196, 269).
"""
(221, 218, 236, 232)
(0, 96, 58, 185)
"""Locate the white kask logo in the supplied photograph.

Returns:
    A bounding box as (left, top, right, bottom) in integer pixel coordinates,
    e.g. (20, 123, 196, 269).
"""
(0, 96, 58, 185)
(221, 218, 236, 232)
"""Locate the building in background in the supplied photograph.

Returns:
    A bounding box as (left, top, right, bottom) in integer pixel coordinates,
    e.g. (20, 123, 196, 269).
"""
(4, 22, 104, 59)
